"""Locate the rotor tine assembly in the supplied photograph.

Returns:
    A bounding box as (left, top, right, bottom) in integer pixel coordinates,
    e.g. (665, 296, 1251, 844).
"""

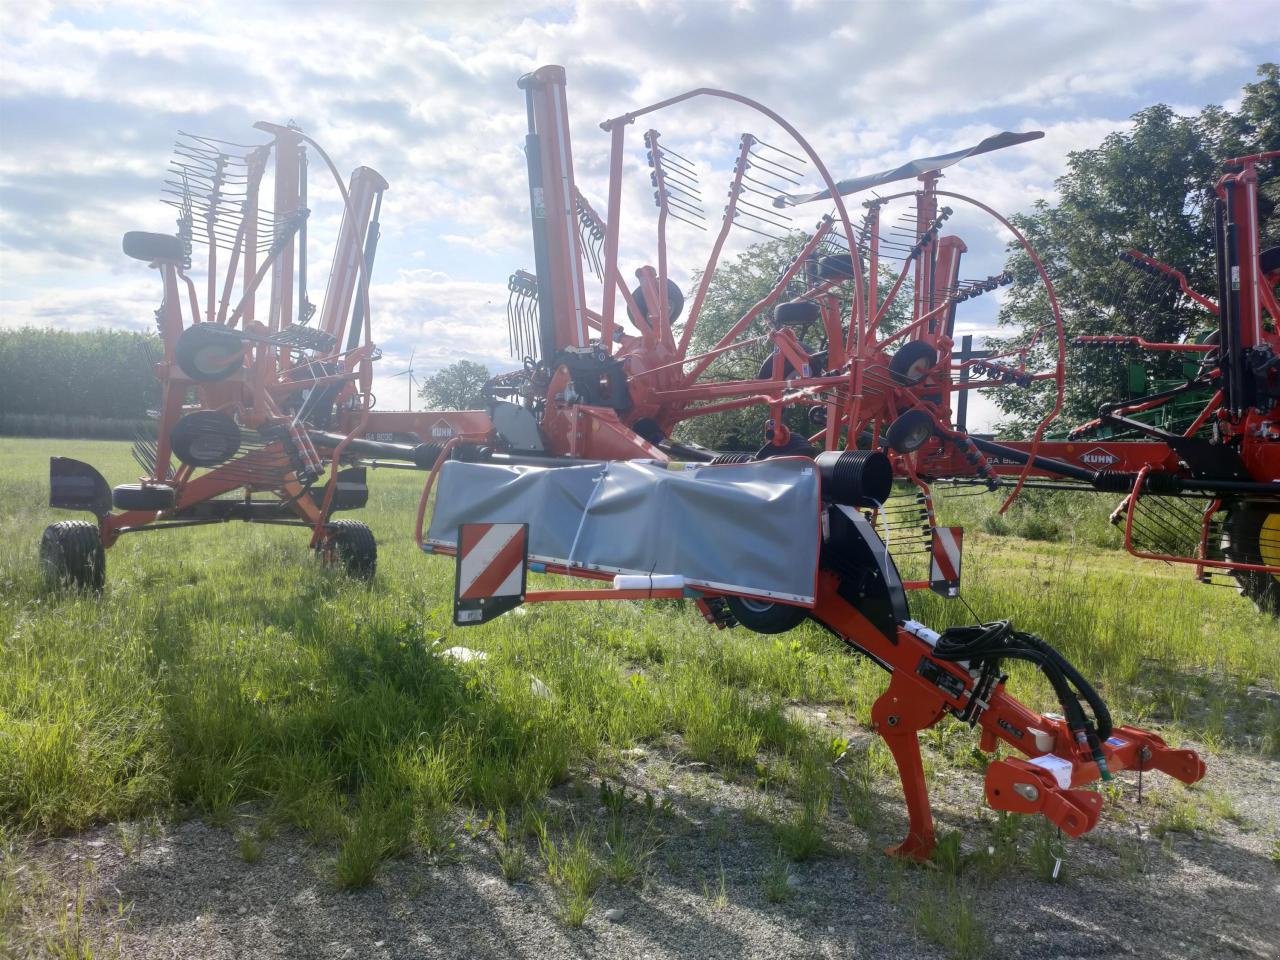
(507, 270, 542, 364)
(646, 130, 706, 232)
(163, 133, 274, 254)
(130, 421, 160, 478)
(731, 136, 806, 240)
(573, 188, 608, 281)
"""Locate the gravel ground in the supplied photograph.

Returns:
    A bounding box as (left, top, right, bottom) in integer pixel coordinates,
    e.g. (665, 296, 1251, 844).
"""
(11, 719, 1279, 960)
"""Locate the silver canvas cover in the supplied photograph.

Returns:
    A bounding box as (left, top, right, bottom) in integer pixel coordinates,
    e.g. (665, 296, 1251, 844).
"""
(426, 457, 821, 604)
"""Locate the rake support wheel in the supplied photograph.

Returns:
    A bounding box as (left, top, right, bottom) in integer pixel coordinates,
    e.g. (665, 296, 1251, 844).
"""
(40, 520, 105, 591)
(1223, 505, 1280, 616)
(725, 596, 809, 634)
(888, 341, 939, 385)
(320, 519, 377, 580)
(175, 323, 245, 383)
(886, 410, 935, 454)
(112, 484, 177, 511)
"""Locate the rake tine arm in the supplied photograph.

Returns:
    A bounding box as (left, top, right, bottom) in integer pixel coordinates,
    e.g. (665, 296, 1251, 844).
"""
(681, 219, 832, 386)
(677, 135, 756, 359)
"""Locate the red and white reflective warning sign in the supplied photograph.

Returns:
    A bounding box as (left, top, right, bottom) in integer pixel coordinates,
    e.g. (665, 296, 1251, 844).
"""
(929, 526, 963, 598)
(454, 522, 528, 625)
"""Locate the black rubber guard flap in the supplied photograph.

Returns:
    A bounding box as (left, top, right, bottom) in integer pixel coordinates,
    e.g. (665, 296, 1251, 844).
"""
(50, 457, 112, 516)
(820, 504, 910, 641)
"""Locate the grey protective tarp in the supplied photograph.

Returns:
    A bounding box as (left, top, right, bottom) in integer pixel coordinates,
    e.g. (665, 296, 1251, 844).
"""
(427, 457, 821, 604)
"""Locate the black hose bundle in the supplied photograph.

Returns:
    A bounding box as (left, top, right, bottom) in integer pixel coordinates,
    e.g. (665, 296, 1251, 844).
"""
(932, 620, 1113, 776)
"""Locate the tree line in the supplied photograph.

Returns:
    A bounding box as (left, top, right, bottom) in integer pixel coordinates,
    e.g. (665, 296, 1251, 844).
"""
(0, 327, 159, 438)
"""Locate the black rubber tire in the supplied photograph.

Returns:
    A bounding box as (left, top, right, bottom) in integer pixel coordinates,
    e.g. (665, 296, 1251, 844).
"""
(122, 231, 184, 263)
(175, 323, 244, 383)
(725, 596, 809, 634)
(171, 410, 241, 467)
(758, 348, 827, 380)
(321, 519, 377, 580)
(112, 484, 177, 511)
(773, 300, 821, 327)
(629, 279, 685, 328)
(885, 409, 935, 454)
(817, 254, 856, 281)
(888, 341, 939, 385)
(1223, 505, 1280, 616)
(39, 520, 105, 591)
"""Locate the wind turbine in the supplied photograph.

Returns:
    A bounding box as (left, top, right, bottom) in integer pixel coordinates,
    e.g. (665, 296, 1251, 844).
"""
(392, 348, 420, 411)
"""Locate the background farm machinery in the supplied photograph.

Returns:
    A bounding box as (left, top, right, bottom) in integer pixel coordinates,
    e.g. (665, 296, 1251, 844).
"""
(40, 122, 485, 590)
(43, 65, 1276, 607)
(937, 151, 1280, 613)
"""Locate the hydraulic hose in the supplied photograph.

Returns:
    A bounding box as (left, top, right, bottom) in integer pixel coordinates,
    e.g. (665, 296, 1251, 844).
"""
(932, 620, 1113, 776)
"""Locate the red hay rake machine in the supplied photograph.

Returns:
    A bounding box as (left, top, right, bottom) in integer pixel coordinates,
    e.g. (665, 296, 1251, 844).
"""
(413, 66, 1217, 862)
(40, 123, 473, 590)
(416, 67, 1280, 615)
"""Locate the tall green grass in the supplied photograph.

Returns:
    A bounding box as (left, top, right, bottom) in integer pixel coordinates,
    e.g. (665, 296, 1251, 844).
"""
(934, 484, 1124, 550)
(1, 438, 1276, 889)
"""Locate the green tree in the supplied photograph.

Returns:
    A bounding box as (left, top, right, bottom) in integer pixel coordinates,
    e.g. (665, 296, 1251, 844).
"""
(990, 63, 1279, 436)
(417, 359, 490, 410)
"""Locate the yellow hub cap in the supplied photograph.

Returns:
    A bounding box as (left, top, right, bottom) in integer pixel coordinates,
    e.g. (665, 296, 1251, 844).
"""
(1260, 512, 1280, 582)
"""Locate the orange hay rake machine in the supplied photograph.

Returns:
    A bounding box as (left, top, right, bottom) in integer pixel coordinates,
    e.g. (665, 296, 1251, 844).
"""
(414, 66, 1213, 862)
(414, 66, 1279, 615)
(40, 123, 480, 589)
(36, 61, 1259, 862)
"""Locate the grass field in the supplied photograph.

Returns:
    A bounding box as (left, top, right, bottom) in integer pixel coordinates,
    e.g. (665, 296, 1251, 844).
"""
(2, 437, 1279, 953)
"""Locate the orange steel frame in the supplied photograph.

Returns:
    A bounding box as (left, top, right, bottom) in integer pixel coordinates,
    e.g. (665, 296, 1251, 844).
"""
(406, 67, 1211, 858)
(94, 124, 382, 548)
(449, 68, 1070, 476)
(419, 495, 1204, 862)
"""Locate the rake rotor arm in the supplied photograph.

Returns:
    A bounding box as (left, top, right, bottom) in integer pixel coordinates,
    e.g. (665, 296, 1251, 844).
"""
(1073, 334, 1217, 352)
(676, 135, 755, 359)
(1119, 249, 1219, 315)
(681, 222, 834, 387)
(600, 84, 866, 326)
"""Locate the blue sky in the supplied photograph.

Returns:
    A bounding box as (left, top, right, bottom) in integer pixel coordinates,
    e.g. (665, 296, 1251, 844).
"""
(1, 0, 1277, 428)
